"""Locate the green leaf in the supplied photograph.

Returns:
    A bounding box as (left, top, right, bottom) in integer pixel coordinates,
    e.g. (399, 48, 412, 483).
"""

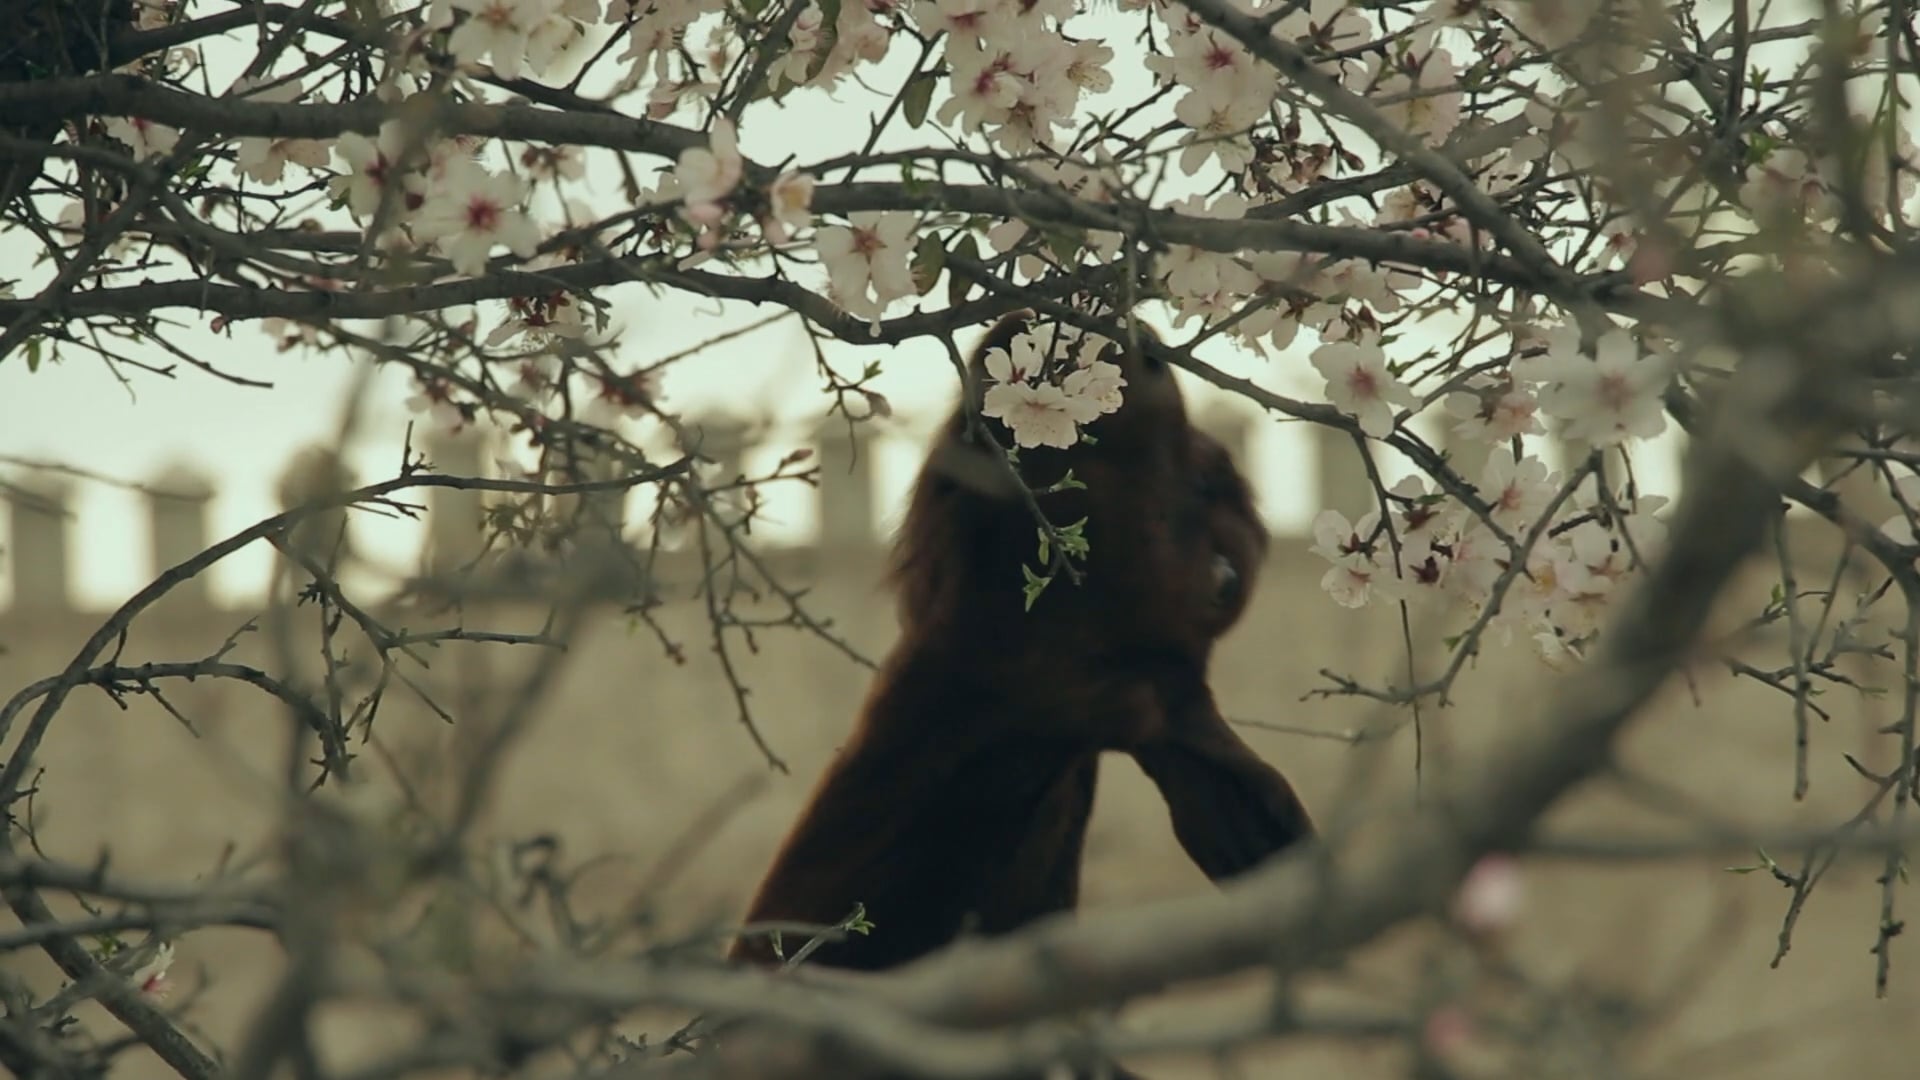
(1055, 517, 1090, 559)
(1021, 564, 1051, 611)
(1040, 468, 1086, 494)
(1036, 527, 1051, 566)
(947, 233, 981, 307)
(910, 233, 946, 295)
(24, 337, 42, 373)
(902, 70, 938, 129)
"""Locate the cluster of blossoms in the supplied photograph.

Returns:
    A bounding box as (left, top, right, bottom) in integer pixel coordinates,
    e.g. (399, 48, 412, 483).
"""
(423, 0, 602, 83)
(1307, 321, 1674, 659)
(916, 0, 1115, 154)
(977, 320, 1128, 450)
(68, 0, 1918, 669)
(329, 121, 543, 277)
(1311, 445, 1670, 663)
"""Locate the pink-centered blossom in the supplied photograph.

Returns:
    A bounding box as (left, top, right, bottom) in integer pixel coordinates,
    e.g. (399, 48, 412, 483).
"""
(1309, 339, 1421, 440)
(131, 943, 175, 1001)
(1443, 376, 1544, 443)
(1310, 508, 1385, 609)
(814, 211, 918, 323)
(1513, 325, 1668, 448)
(982, 380, 1081, 449)
(446, 0, 550, 81)
(103, 115, 179, 159)
(1372, 47, 1463, 146)
(329, 123, 414, 220)
(413, 161, 540, 277)
(1477, 447, 1557, 529)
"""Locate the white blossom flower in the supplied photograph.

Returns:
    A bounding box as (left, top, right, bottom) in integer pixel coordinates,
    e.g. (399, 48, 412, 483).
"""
(520, 142, 585, 181)
(913, 0, 1005, 53)
(329, 122, 414, 219)
(1477, 447, 1557, 528)
(406, 378, 469, 433)
(982, 380, 1082, 449)
(984, 333, 1042, 386)
(676, 116, 744, 209)
(1062, 358, 1125, 417)
(762, 171, 816, 245)
(1443, 376, 1544, 443)
(103, 115, 179, 159)
(447, 0, 551, 81)
(131, 943, 175, 1001)
(1310, 339, 1421, 439)
(1310, 508, 1385, 608)
(1065, 39, 1114, 93)
(814, 211, 918, 322)
(413, 161, 541, 276)
(1513, 325, 1668, 448)
(231, 77, 329, 184)
(937, 45, 1024, 134)
(1372, 47, 1463, 145)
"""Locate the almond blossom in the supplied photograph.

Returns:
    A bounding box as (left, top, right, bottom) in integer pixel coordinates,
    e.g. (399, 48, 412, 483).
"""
(1311, 508, 1387, 608)
(1309, 339, 1421, 439)
(1371, 47, 1463, 146)
(446, 0, 553, 81)
(762, 171, 816, 244)
(1740, 145, 1829, 222)
(814, 211, 918, 323)
(676, 117, 744, 211)
(1443, 375, 1544, 443)
(914, 0, 1007, 53)
(104, 115, 180, 159)
(1476, 447, 1557, 528)
(231, 77, 329, 184)
(1512, 325, 1668, 448)
(775, 3, 827, 87)
(329, 122, 415, 219)
(937, 44, 1024, 134)
(407, 377, 471, 433)
(975, 320, 1127, 448)
(131, 943, 175, 1001)
(412, 161, 541, 276)
(981, 380, 1082, 449)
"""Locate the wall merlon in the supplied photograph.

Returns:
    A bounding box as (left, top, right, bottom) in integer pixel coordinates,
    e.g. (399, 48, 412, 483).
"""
(813, 416, 878, 550)
(4, 473, 73, 613)
(146, 463, 215, 606)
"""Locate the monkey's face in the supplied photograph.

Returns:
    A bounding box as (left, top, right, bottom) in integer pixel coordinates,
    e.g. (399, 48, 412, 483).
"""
(1190, 430, 1267, 638)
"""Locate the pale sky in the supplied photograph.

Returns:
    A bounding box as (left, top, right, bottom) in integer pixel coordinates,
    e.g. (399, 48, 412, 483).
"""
(0, 3, 1693, 611)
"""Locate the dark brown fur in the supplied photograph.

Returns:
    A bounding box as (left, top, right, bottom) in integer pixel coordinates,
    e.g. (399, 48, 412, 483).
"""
(727, 313, 1313, 1076)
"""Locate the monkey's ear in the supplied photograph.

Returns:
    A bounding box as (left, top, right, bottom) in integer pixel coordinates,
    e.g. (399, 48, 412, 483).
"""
(1132, 712, 1314, 881)
(964, 309, 1038, 383)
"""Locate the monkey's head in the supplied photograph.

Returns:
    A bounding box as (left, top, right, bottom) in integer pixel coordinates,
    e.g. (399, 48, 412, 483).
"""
(893, 308, 1260, 652)
(956, 310, 1189, 466)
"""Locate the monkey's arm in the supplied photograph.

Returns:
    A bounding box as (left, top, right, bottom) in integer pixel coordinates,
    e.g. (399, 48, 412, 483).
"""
(1132, 689, 1315, 882)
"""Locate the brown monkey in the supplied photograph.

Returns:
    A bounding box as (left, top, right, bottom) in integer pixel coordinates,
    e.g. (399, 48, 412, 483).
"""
(727, 312, 1312, 1074)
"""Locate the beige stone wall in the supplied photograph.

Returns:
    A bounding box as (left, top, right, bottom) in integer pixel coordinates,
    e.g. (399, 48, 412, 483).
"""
(2, 421, 1915, 1078)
